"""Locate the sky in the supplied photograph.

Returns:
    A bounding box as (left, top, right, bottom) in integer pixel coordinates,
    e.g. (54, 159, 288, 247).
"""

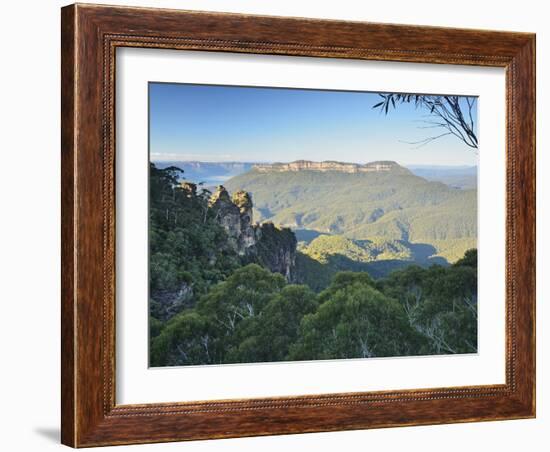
(149, 82, 478, 166)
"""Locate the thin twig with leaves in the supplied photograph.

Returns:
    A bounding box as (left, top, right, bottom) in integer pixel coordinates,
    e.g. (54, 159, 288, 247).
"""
(373, 93, 478, 150)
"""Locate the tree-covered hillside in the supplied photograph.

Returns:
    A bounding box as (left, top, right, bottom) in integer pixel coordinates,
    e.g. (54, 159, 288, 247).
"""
(294, 235, 448, 288)
(149, 163, 296, 320)
(225, 164, 477, 262)
(149, 164, 243, 320)
(151, 251, 478, 366)
(149, 162, 478, 368)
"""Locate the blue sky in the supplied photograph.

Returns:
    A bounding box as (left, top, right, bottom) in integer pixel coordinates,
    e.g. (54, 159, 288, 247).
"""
(149, 83, 478, 166)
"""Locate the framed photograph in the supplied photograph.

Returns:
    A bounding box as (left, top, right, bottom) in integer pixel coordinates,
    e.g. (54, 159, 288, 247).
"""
(61, 3, 536, 447)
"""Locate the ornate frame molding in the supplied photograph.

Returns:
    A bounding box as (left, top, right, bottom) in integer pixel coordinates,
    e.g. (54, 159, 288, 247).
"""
(62, 4, 535, 447)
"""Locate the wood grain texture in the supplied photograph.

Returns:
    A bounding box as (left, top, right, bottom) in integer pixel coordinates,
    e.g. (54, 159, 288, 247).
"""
(60, 5, 76, 447)
(61, 3, 536, 447)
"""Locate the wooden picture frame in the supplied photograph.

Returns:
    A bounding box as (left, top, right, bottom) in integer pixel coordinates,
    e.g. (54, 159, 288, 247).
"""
(61, 3, 535, 447)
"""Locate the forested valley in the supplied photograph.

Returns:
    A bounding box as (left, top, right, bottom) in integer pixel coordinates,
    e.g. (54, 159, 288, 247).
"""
(149, 163, 478, 367)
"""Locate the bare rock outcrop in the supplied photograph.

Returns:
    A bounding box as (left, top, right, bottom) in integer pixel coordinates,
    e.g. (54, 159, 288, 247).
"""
(209, 186, 296, 281)
(209, 186, 255, 255)
(253, 160, 401, 173)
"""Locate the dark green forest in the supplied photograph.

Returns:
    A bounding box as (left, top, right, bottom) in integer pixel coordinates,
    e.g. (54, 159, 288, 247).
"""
(149, 164, 478, 367)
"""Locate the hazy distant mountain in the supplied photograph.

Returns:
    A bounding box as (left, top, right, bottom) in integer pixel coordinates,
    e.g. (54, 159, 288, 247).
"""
(225, 160, 477, 262)
(152, 161, 255, 186)
(153, 160, 477, 190)
(407, 165, 477, 190)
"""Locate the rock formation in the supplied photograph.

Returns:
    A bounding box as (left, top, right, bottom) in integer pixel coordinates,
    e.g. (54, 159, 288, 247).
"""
(209, 185, 296, 281)
(209, 186, 256, 255)
(253, 160, 400, 173)
(180, 181, 197, 197)
(232, 190, 256, 251)
(254, 222, 297, 282)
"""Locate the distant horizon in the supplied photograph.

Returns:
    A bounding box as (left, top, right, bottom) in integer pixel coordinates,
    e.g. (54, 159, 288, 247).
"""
(149, 83, 478, 167)
(150, 158, 477, 169)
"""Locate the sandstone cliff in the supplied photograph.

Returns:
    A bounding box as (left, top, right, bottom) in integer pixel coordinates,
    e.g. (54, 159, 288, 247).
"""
(253, 222, 297, 282)
(253, 160, 401, 173)
(151, 185, 297, 319)
(209, 186, 256, 255)
(209, 185, 297, 281)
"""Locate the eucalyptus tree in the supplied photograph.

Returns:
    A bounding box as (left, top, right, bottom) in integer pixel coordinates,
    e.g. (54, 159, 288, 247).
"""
(373, 94, 478, 149)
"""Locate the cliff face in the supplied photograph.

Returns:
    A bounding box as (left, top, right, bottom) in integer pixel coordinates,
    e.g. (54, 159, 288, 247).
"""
(209, 187, 256, 255)
(253, 160, 401, 173)
(254, 222, 297, 282)
(209, 186, 296, 281)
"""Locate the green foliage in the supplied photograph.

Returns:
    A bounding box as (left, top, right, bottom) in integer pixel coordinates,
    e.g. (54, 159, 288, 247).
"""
(150, 311, 213, 367)
(372, 94, 478, 149)
(149, 163, 242, 318)
(320, 271, 375, 295)
(300, 235, 413, 264)
(149, 163, 478, 368)
(150, 264, 310, 366)
(149, 316, 164, 339)
(294, 252, 335, 292)
(248, 222, 297, 274)
(229, 284, 318, 363)
(301, 235, 379, 263)
(225, 167, 477, 262)
(454, 248, 477, 268)
(197, 264, 286, 336)
(296, 235, 450, 286)
(377, 253, 478, 354)
(151, 250, 478, 367)
(290, 278, 423, 360)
